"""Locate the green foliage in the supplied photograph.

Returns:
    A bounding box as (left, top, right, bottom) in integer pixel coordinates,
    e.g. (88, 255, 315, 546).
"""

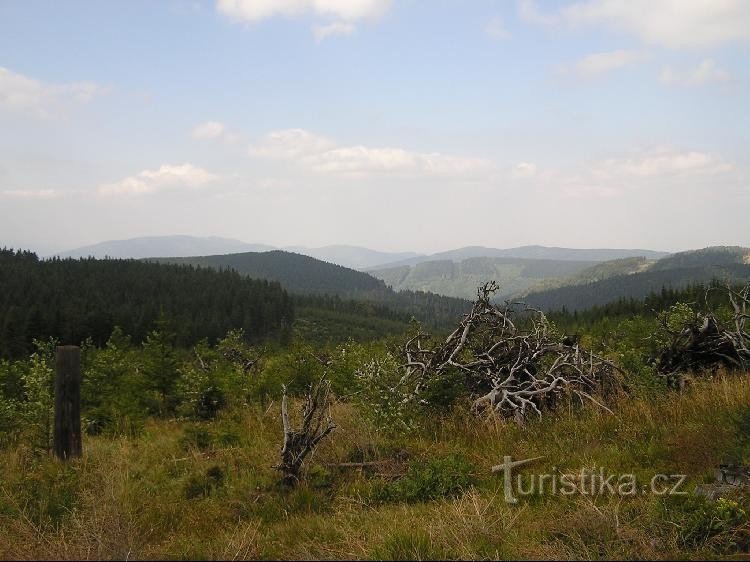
(0, 395, 19, 447)
(0, 248, 293, 359)
(177, 342, 227, 420)
(354, 352, 421, 433)
(82, 327, 148, 436)
(660, 495, 749, 553)
(141, 321, 181, 416)
(374, 454, 477, 504)
(19, 339, 56, 452)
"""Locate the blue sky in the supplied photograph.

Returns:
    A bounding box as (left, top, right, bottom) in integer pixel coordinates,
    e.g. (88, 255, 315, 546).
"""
(1, 0, 749, 254)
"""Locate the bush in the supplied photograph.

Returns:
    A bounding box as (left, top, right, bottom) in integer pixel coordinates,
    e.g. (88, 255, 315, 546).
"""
(660, 494, 749, 554)
(354, 352, 421, 433)
(374, 453, 477, 504)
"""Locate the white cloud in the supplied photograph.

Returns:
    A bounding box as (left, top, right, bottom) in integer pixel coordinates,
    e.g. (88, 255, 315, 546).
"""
(312, 20, 356, 40)
(520, 0, 750, 49)
(1, 189, 58, 199)
(249, 128, 337, 159)
(249, 128, 491, 179)
(0, 67, 107, 119)
(98, 164, 219, 196)
(217, 0, 390, 38)
(594, 148, 733, 179)
(559, 49, 642, 77)
(191, 120, 243, 143)
(511, 162, 537, 179)
(191, 120, 227, 139)
(659, 59, 731, 86)
(532, 147, 735, 199)
(485, 17, 511, 40)
(217, 0, 390, 37)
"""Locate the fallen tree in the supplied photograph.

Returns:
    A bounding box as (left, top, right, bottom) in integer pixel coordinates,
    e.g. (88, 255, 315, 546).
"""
(655, 283, 750, 387)
(400, 282, 622, 423)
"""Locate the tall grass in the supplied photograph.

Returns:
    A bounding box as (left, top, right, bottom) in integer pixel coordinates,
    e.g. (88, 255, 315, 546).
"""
(1, 374, 748, 560)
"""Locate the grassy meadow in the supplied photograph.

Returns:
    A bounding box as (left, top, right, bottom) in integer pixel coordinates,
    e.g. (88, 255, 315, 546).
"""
(1, 372, 748, 560)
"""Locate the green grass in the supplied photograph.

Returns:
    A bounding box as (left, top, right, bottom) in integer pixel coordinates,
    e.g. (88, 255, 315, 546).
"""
(1, 375, 749, 560)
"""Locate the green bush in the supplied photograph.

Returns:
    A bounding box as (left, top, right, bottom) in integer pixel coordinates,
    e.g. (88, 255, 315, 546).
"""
(374, 453, 477, 504)
(354, 352, 421, 433)
(660, 494, 749, 553)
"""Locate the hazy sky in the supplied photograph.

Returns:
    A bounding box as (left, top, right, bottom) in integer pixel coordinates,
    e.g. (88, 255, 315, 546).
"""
(1, 0, 749, 255)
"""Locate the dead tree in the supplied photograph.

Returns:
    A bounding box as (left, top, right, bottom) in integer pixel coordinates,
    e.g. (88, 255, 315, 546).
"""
(655, 283, 750, 387)
(277, 378, 336, 485)
(400, 281, 621, 423)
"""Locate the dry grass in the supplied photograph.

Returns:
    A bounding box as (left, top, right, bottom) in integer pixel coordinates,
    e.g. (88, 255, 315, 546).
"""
(1, 374, 748, 560)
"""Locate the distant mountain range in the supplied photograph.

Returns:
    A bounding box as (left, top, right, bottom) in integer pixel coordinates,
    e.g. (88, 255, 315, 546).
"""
(367, 245, 670, 270)
(55, 236, 274, 260)
(54, 236, 670, 271)
(53, 236, 421, 270)
(46, 236, 750, 315)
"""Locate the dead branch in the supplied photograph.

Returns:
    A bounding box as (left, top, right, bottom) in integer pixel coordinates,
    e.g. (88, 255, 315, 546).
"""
(401, 281, 622, 424)
(656, 283, 750, 387)
(276, 378, 336, 486)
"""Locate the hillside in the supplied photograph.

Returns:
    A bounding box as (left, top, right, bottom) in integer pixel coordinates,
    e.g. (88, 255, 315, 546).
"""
(649, 246, 750, 271)
(525, 247, 750, 311)
(151, 251, 470, 327)
(370, 257, 600, 300)
(516, 256, 652, 296)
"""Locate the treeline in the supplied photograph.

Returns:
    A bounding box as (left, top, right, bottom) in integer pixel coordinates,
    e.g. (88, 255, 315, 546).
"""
(0, 249, 293, 359)
(548, 280, 738, 329)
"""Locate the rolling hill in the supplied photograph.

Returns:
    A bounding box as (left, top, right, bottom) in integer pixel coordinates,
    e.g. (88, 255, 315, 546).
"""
(370, 257, 602, 300)
(524, 247, 750, 311)
(150, 250, 470, 327)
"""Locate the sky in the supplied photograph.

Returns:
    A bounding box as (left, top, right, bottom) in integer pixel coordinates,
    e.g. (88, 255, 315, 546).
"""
(0, 0, 749, 255)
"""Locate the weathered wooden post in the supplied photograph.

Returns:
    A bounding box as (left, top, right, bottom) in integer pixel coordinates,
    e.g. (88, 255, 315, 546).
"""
(54, 345, 82, 460)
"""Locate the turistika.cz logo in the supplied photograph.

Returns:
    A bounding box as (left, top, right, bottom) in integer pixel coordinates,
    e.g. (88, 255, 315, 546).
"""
(492, 456, 688, 504)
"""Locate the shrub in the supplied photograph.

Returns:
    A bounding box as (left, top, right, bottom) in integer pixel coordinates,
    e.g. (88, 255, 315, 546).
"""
(354, 352, 421, 433)
(374, 453, 477, 503)
(660, 494, 749, 554)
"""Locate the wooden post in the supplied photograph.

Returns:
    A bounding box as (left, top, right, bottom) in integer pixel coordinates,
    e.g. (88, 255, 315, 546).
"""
(54, 346, 82, 460)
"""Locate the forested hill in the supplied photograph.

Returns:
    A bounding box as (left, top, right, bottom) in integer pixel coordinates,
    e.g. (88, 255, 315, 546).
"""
(151, 251, 471, 327)
(0, 249, 293, 359)
(152, 251, 384, 297)
(525, 263, 750, 312)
